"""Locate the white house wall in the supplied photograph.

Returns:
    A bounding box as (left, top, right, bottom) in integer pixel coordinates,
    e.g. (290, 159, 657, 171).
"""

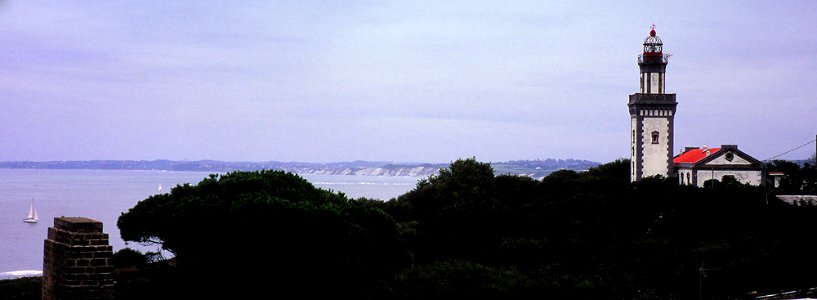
(694, 169, 763, 187)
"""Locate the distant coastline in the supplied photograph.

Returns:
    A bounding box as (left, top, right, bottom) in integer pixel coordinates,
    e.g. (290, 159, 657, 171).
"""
(0, 159, 600, 178)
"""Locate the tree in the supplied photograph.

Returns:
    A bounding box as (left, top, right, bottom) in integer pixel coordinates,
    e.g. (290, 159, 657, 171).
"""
(392, 260, 552, 299)
(380, 157, 817, 298)
(803, 153, 817, 194)
(388, 158, 500, 262)
(117, 170, 410, 298)
(767, 159, 807, 194)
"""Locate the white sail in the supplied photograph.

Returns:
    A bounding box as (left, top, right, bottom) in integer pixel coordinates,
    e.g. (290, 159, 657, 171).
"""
(158, 184, 163, 193)
(24, 200, 38, 223)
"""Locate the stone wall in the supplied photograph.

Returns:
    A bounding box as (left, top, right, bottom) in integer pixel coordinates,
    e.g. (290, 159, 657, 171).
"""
(42, 217, 114, 300)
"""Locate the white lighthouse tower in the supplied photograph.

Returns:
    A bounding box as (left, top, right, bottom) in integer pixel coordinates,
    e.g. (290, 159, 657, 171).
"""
(629, 25, 677, 182)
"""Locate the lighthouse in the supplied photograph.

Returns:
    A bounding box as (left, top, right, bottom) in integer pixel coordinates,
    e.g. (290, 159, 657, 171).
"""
(629, 25, 677, 182)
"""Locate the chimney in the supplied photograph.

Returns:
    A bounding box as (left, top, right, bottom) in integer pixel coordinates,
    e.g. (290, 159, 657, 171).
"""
(43, 217, 113, 300)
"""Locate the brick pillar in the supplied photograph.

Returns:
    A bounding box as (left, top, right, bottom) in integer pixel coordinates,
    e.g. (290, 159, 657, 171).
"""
(42, 217, 114, 300)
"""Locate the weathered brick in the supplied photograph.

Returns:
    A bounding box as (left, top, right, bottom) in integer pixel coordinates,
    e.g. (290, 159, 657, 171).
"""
(43, 217, 113, 300)
(93, 251, 112, 258)
(90, 239, 109, 245)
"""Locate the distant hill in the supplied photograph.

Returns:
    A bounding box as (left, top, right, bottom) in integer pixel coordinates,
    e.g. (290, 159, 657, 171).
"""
(0, 159, 599, 178)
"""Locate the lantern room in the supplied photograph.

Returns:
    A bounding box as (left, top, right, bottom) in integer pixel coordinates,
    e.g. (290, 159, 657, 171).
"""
(643, 25, 663, 56)
(637, 24, 670, 94)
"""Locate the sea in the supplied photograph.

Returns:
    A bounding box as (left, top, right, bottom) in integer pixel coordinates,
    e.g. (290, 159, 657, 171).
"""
(0, 169, 422, 277)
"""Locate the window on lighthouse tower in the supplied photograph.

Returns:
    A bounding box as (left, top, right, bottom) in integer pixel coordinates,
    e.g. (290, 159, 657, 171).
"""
(651, 131, 659, 144)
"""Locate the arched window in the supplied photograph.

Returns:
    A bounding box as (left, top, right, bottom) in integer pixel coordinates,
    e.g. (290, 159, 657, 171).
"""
(651, 131, 659, 144)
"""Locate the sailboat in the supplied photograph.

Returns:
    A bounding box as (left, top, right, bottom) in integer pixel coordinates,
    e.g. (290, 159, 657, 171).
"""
(23, 199, 39, 223)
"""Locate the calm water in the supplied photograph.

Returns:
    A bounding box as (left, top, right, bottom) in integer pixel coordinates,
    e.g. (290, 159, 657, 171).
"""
(0, 169, 421, 274)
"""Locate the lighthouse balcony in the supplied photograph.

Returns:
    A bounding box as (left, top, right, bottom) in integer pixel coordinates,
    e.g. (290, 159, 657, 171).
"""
(629, 93, 676, 104)
(638, 53, 671, 64)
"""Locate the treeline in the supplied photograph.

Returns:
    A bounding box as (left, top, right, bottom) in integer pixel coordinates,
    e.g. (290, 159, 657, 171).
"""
(76, 158, 817, 298)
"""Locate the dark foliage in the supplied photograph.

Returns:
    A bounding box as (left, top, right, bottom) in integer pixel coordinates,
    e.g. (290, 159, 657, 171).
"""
(384, 158, 817, 299)
(766, 159, 817, 195)
(0, 277, 41, 300)
(112, 158, 817, 299)
(117, 170, 410, 299)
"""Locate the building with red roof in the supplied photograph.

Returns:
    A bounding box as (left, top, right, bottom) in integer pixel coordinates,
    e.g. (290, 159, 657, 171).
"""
(673, 145, 765, 187)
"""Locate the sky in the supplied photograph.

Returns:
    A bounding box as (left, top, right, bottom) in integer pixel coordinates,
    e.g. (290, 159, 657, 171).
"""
(0, 1, 815, 163)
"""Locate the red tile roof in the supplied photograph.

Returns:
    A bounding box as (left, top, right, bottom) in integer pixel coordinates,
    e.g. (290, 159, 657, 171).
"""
(673, 147, 721, 164)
